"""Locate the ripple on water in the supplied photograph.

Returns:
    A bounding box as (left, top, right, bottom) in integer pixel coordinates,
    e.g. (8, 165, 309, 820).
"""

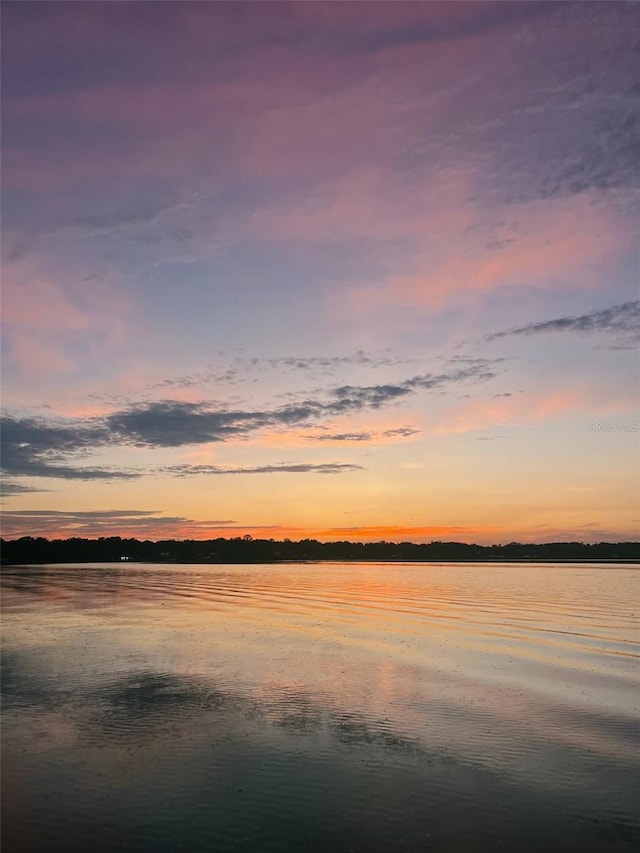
(2, 561, 639, 852)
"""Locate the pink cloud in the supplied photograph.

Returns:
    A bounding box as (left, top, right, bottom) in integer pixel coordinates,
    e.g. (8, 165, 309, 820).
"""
(424, 382, 637, 437)
(348, 192, 628, 313)
(1, 255, 131, 376)
(4, 0, 634, 212)
(3, 4, 505, 195)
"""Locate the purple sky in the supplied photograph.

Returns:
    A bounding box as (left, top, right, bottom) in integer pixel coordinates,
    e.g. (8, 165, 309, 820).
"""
(2, 1, 639, 542)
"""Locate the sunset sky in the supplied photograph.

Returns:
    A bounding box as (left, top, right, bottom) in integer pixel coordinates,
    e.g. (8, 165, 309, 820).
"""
(2, 1, 639, 543)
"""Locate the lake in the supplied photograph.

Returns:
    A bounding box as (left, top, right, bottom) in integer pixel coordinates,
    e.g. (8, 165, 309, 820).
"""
(1, 561, 638, 852)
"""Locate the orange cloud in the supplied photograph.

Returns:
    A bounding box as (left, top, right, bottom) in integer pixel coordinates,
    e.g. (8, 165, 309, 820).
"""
(310, 524, 503, 542)
(0, 516, 503, 544)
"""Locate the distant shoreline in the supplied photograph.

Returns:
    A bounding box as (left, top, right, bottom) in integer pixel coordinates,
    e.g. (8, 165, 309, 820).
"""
(2, 536, 639, 566)
(2, 559, 639, 567)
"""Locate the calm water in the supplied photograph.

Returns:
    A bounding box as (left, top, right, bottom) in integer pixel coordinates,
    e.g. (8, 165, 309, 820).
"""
(1, 561, 639, 852)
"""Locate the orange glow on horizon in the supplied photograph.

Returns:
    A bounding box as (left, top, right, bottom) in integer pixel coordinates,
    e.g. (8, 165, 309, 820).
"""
(13, 521, 504, 545)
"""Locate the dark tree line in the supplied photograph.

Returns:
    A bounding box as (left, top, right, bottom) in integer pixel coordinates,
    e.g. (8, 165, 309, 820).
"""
(2, 536, 639, 564)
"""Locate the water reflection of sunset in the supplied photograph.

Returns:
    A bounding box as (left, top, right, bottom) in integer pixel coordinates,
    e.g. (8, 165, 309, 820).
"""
(3, 561, 639, 852)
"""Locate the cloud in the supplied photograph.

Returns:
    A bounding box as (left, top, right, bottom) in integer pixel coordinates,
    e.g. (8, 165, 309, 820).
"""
(1, 359, 499, 480)
(307, 432, 373, 443)
(10, 509, 169, 518)
(329, 364, 499, 411)
(0, 510, 503, 544)
(151, 351, 415, 393)
(102, 362, 498, 447)
(105, 399, 327, 447)
(536, 107, 640, 201)
(1, 415, 109, 456)
(0, 415, 138, 480)
(305, 427, 419, 443)
(312, 524, 504, 542)
(0, 509, 241, 540)
(486, 301, 640, 347)
(354, 192, 628, 316)
(3, 508, 637, 544)
(106, 401, 272, 448)
(4, 463, 138, 481)
(517, 524, 640, 545)
(1, 254, 131, 376)
(164, 462, 363, 476)
(260, 351, 413, 373)
(381, 427, 420, 438)
(5, 1, 635, 361)
(63, 198, 195, 235)
(1, 481, 49, 496)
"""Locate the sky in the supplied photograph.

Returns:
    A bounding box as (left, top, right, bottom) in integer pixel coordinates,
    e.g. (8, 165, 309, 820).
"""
(1, 1, 639, 544)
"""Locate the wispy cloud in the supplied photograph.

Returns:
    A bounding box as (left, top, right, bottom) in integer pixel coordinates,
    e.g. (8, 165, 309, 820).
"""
(305, 426, 419, 443)
(151, 351, 416, 392)
(1, 360, 498, 480)
(0, 509, 241, 540)
(3, 463, 139, 481)
(381, 427, 420, 438)
(164, 462, 362, 476)
(1, 254, 132, 376)
(328, 363, 499, 411)
(307, 432, 373, 443)
(1, 481, 49, 497)
(486, 301, 640, 347)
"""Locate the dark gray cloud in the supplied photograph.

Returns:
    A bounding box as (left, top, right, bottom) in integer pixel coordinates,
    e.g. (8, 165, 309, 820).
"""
(106, 401, 272, 448)
(3, 462, 139, 481)
(331, 383, 411, 409)
(156, 368, 239, 390)
(108, 362, 497, 448)
(307, 432, 373, 442)
(1, 415, 109, 455)
(1, 360, 498, 480)
(329, 364, 498, 411)
(1, 481, 49, 496)
(0, 416, 139, 480)
(6, 509, 177, 519)
(105, 400, 334, 448)
(306, 427, 419, 442)
(165, 462, 363, 476)
(486, 301, 640, 346)
(381, 427, 420, 438)
(259, 351, 413, 372)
